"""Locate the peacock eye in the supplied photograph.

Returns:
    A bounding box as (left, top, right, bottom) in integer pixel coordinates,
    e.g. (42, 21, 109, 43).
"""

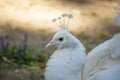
(58, 37, 64, 41)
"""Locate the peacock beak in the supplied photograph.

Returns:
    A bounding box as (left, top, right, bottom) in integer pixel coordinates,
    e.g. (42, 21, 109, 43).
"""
(46, 40, 55, 48)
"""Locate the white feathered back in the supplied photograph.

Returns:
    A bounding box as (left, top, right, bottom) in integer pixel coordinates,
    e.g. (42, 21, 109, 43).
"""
(83, 33, 120, 80)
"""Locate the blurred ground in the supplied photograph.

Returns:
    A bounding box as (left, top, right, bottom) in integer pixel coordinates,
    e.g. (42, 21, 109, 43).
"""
(0, 0, 120, 80)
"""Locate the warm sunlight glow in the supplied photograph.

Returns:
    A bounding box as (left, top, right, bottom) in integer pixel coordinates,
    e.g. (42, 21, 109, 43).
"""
(0, 0, 115, 32)
(0, 1, 67, 31)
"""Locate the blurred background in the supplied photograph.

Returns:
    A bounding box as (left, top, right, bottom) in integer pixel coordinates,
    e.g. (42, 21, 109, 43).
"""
(0, 0, 120, 80)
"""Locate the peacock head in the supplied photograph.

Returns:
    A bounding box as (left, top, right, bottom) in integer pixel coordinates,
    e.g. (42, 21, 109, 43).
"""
(46, 13, 79, 49)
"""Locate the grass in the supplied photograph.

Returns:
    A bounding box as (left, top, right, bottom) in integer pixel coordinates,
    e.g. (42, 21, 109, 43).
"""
(0, 34, 49, 80)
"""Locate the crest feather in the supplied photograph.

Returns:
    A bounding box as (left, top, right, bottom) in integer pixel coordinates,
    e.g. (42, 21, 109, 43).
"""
(52, 13, 73, 30)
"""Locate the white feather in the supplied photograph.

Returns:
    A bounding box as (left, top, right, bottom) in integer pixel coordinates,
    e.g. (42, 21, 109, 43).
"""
(90, 64, 120, 80)
(83, 33, 120, 80)
(45, 46, 86, 80)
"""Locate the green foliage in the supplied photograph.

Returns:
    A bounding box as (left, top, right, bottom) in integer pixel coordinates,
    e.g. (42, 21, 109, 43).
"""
(0, 34, 48, 69)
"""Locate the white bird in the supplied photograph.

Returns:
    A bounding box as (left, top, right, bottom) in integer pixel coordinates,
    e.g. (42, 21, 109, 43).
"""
(83, 33, 120, 80)
(45, 13, 86, 80)
(45, 13, 120, 80)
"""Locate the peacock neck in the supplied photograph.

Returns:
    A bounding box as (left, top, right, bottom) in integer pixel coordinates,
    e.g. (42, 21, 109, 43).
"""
(45, 46, 85, 80)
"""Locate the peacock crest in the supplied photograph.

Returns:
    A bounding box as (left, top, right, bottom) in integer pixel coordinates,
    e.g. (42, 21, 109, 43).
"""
(52, 13, 73, 30)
